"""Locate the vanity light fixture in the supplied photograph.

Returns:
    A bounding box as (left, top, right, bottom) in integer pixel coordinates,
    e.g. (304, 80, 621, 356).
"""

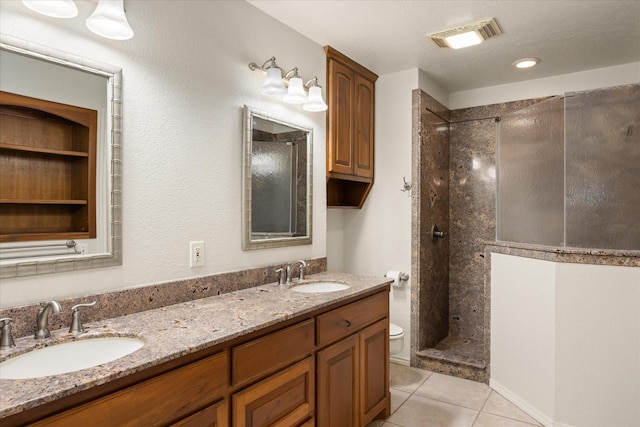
(22, 0, 134, 40)
(249, 57, 328, 112)
(303, 78, 328, 112)
(86, 0, 134, 40)
(513, 57, 541, 69)
(427, 18, 502, 49)
(21, 0, 78, 18)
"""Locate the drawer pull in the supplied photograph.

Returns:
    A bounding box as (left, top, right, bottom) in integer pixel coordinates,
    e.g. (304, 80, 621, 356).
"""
(341, 319, 352, 328)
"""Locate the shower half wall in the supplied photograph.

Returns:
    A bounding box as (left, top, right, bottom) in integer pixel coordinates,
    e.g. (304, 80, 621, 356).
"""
(410, 89, 547, 382)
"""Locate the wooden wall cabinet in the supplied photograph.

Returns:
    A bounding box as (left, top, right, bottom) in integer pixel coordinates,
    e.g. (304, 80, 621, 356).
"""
(325, 46, 378, 209)
(0, 91, 97, 243)
(7, 289, 389, 427)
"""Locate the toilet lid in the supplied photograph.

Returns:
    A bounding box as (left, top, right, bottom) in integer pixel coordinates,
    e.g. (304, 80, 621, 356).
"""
(389, 323, 403, 337)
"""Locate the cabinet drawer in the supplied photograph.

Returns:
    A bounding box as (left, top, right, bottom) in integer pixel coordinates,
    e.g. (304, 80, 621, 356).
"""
(316, 291, 388, 348)
(33, 352, 228, 427)
(171, 399, 228, 427)
(232, 319, 314, 387)
(232, 356, 315, 427)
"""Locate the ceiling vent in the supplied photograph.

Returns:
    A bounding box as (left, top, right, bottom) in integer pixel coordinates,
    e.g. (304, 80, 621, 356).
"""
(428, 18, 503, 49)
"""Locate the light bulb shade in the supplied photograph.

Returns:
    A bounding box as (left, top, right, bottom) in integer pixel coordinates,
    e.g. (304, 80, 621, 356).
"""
(303, 86, 328, 112)
(261, 67, 287, 96)
(22, 0, 78, 18)
(86, 0, 134, 40)
(283, 77, 307, 104)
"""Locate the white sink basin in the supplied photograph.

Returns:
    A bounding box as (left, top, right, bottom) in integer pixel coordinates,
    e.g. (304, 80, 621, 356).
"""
(290, 281, 351, 293)
(0, 337, 144, 380)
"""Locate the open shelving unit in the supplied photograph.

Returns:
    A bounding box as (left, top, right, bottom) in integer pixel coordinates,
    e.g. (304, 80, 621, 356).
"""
(0, 91, 97, 243)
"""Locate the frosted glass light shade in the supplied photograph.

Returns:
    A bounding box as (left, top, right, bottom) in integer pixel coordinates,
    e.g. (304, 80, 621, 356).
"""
(86, 0, 134, 40)
(22, 0, 78, 18)
(261, 67, 287, 96)
(283, 77, 307, 104)
(303, 86, 327, 112)
(445, 31, 482, 49)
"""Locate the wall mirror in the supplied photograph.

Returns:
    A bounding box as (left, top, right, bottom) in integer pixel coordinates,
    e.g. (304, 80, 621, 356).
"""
(0, 34, 122, 278)
(242, 106, 312, 250)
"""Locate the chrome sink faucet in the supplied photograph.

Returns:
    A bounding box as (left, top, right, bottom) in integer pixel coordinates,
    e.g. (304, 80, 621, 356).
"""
(35, 301, 61, 339)
(286, 260, 307, 283)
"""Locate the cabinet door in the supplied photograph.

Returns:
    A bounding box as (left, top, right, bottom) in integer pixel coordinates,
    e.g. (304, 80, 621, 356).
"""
(353, 74, 374, 179)
(327, 59, 355, 176)
(316, 334, 360, 427)
(360, 319, 390, 425)
(171, 399, 228, 427)
(232, 357, 314, 427)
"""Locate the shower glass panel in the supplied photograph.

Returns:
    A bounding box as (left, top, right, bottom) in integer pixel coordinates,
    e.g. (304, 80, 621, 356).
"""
(251, 140, 297, 234)
(497, 97, 564, 246)
(565, 86, 640, 250)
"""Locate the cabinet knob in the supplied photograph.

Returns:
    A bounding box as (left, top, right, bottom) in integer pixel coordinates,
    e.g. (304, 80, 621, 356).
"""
(341, 319, 352, 328)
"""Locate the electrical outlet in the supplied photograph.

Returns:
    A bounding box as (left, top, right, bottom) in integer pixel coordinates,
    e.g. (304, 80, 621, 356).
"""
(189, 241, 205, 268)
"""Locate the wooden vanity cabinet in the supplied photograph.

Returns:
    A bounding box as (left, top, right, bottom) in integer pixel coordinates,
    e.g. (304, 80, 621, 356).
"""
(325, 46, 378, 209)
(0, 91, 97, 242)
(31, 352, 229, 427)
(316, 291, 390, 427)
(7, 288, 389, 427)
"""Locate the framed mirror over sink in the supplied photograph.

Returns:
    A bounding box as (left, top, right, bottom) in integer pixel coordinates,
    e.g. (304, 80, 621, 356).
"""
(0, 34, 123, 278)
(242, 106, 312, 250)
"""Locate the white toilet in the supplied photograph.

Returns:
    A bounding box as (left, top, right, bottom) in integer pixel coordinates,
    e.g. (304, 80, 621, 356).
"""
(389, 322, 404, 355)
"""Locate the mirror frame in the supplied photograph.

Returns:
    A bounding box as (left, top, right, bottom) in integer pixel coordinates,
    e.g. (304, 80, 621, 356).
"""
(0, 34, 123, 278)
(242, 105, 313, 250)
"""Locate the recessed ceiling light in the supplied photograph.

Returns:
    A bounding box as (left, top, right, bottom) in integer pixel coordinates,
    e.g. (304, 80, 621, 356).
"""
(427, 18, 503, 49)
(513, 58, 540, 69)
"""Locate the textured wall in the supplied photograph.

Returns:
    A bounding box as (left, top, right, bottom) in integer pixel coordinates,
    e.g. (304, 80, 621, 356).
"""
(0, 1, 327, 307)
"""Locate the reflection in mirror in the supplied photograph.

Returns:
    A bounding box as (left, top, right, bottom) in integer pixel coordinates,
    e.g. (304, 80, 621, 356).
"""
(242, 106, 312, 250)
(0, 34, 122, 278)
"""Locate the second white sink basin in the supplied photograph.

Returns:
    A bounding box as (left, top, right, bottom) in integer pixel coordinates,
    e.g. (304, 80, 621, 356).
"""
(0, 336, 144, 380)
(290, 281, 351, 293)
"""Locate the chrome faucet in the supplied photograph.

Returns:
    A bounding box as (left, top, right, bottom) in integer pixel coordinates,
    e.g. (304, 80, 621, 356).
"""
(35, 301, 61, 339)
(286, 260, 307, 283)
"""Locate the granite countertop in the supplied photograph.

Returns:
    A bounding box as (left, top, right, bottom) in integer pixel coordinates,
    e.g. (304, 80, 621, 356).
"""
(0, 272, 391, 419)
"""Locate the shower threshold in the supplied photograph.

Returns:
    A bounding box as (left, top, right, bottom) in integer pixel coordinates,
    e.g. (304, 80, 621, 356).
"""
(415, 335, 487, 382)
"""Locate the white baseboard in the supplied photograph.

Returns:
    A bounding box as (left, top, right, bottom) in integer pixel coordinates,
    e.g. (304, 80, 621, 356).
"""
(390, 356, 410, 366)
(489, 379, 568, 427)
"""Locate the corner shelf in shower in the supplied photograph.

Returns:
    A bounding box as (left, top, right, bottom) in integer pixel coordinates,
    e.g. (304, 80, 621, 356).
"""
(0, 91, 97, 243)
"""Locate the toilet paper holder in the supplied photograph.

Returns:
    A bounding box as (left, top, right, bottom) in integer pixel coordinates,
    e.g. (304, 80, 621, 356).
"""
(384, 271, 409, 286)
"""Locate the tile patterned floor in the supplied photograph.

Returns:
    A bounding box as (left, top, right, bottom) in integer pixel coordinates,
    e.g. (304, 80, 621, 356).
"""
(367, 363, 542, 427)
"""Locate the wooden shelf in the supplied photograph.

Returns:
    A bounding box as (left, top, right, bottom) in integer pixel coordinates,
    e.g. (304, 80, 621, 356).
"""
(0, 143, 89, 157)
(0, 91, 97, 242)
(0, 199, 88, 205)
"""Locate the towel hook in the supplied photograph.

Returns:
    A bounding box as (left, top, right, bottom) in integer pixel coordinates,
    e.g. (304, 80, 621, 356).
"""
(401, 177, 412, 192)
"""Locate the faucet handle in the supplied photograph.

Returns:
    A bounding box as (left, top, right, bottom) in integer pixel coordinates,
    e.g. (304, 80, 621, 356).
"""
(0, 318, 15, 350)
(298, 262, 306, 280)
(69, 301, 96, 334)
(274, 268, 286, 285)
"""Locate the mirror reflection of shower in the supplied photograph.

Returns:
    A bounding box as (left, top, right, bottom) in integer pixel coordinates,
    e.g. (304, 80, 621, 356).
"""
(251, 139, 299, 237)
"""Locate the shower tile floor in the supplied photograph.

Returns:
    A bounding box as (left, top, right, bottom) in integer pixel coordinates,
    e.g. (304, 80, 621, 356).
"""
(367, 363, 542, 427)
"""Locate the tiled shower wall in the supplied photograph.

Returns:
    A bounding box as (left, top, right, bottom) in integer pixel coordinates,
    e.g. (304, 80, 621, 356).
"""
(411, 90, 450, 352)
(412, 88, 547, 357)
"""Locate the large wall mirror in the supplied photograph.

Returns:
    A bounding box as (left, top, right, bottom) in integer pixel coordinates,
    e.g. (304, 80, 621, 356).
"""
(0, 34, 122, 278)
(242, 106, 312, 250)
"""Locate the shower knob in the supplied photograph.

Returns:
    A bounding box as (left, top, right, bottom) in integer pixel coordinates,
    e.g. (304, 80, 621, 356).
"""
(431, 224, 447, 242)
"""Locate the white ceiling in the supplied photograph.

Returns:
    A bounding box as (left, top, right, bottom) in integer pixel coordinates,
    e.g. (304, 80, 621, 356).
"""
(246, 0, 640, 92)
